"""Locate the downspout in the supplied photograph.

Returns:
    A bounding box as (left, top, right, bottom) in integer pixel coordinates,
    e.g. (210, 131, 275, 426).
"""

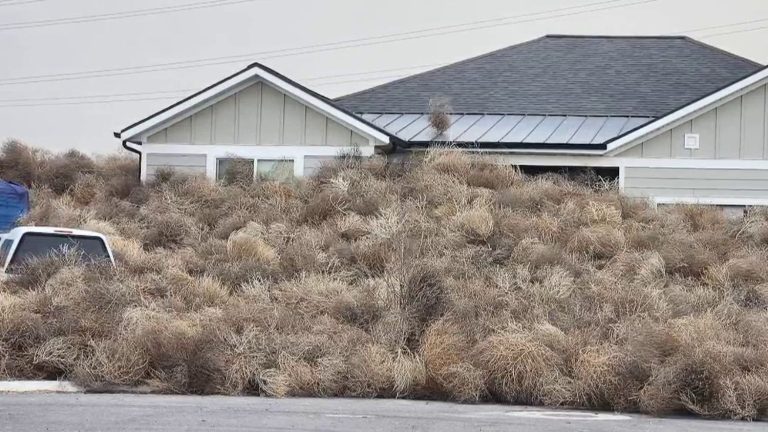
(114, 132, 142, 181)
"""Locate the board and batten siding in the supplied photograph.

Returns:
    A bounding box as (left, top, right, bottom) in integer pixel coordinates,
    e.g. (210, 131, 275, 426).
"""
(146, 81, 372, 147)
(623, 166, 768, 200)
(617, 84, 768, 159)
(145, 153, 207, 180)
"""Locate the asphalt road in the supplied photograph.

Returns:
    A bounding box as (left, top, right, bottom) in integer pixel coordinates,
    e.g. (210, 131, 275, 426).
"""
(0, 394, 764, 432)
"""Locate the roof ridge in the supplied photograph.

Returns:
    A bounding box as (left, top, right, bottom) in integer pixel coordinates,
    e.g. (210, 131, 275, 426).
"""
(545, 34, 761, 67)
(679, 36, 763, 68)
(335, 35, 549, 103)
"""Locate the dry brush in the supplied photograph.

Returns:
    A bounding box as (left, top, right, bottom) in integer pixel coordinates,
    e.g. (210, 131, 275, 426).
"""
(0, 140, 767, 420)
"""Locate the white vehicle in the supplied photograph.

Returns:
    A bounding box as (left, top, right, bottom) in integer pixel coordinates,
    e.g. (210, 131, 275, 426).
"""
(0, 227, 115, 274)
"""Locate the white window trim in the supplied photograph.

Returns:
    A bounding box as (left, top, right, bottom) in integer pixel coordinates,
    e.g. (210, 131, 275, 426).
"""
(119, 64, 390, 145)
(140, 144, 374, 182)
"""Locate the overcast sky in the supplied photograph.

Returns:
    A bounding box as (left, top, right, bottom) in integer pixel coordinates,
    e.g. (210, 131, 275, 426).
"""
(1, 0, 766, 154)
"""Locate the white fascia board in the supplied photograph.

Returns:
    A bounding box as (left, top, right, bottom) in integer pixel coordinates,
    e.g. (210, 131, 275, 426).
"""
(605, 67, 768, 155)
(119, 65, 390, 144)
(653, 197, 768, 207)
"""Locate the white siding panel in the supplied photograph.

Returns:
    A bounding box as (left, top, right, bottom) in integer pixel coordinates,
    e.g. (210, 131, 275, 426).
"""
(283, 96, 306, 145)
(741, 85, 766, 159)
(625, 187, 696, 198)
(145, 153, 207, 180)
(260, 84, 285, 145)
(351, 131, 369, 147)
(192, 107, 213, 145)
(670, 122, 693, 159)
(166, 118, 192, 143)
(641, 130, 671, 158)
(691, 109, 717, 159)
(147, 129, 167, 144)
(621, 144, 642, 157)
(624, 166, 768, 201)
(618, 84, 768, 160)
(305, 109, 327, 145)
(237, 82, 262, 145)
(716, 98, 742, 159)
(213, 95, 237, 144)
(327, 119, 352, 146)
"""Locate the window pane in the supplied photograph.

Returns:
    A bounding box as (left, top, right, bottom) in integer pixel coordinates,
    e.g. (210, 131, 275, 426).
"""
(0, 239, 13, 267)
(216, 158, 254, 184)
(257, 160, 294, 182)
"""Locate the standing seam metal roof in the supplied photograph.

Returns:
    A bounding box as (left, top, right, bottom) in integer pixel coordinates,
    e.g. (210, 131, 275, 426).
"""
(360, 113, 654, 148)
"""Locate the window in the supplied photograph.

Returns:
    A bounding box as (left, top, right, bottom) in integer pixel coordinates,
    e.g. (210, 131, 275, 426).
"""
(216, 158, 254, 184)
(257, 159, 294, 182)
(7, 233, 110, 272)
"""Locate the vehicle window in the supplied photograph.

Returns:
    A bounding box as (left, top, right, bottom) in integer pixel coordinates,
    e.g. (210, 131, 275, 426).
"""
(8, 233, 110, 269)
(0, 239, 13, 267)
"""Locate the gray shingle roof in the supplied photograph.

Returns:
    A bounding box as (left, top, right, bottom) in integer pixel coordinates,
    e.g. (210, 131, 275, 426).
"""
(336, 35, 762, 118)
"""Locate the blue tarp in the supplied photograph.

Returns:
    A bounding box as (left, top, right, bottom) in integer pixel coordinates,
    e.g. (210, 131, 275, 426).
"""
(0, 181, 29, 232)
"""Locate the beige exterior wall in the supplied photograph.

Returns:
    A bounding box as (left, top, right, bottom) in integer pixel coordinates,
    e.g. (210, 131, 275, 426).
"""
(617, 84, 768, 159)
(624, 166, 768, 200)
(145, 153, 207, 181)
(147, 80, 375, 147)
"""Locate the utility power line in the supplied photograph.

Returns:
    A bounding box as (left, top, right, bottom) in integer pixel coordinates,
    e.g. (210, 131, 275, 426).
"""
(700, 25, 768, 39)
(0, 96, 187, 108)
(0, 62, 447, 104)
(0, 0, 261, 30)
(0, 63, 450, 106)
(0, 0, 652, 85)
(0, 0, 46, 7)
(0, 89, 195, 103)
(672, 17, 768, 35)
(0, 74, 423, 107)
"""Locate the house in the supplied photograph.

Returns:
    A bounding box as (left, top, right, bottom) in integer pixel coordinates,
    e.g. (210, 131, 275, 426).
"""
(116, 35, 768, 206)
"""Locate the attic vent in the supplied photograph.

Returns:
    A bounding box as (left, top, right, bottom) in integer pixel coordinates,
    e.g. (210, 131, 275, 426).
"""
(684, 133, 700, 150)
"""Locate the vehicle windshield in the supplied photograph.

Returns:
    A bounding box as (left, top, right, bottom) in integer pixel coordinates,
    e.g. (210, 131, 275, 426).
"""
(8, 232, 111, 270)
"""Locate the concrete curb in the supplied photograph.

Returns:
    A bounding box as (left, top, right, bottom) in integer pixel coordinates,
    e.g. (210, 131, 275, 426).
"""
(0, 381, 83, 393)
